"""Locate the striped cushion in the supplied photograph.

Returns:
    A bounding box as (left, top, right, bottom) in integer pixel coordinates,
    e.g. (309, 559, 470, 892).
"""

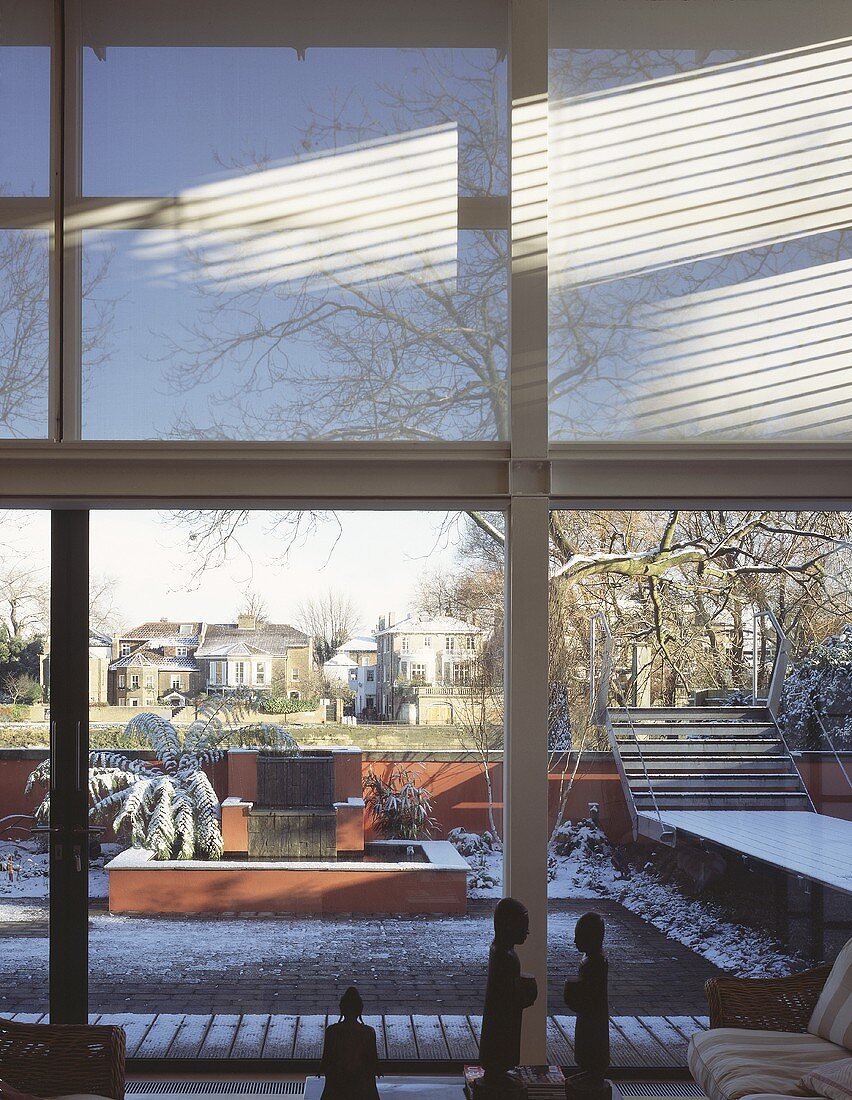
(809, 940, 852, 1049)
(801, 1058, 852, 1100)
(689, 1029, 843, 1100)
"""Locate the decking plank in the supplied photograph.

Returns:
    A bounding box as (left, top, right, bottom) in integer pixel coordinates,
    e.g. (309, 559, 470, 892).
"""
(261, 1014, 298, 1059)
(10, 1013, 46, 1024)
(412, 1014, 449, 1060)
(294, 1014, 326, 1059)
(230, 1014, 270, 1059)
(638, 1016, 689, 1063)
(384, 1014, 417, 1060)
(440, 1015, 478, 1061)
(134, 1014, 184, 1059)
(361, 1015, 386, 1060)
(607, 1017, 652, 1068)
(199, 1012, 240, 1059)
(613, 1016, 678, 1068)
(95, 1013, 155, 1058)
(168, 1014, 213, 1059)
(551, 1015, 577, 1063)
(546, 1016, 573, 1067)
(468, 1015, 483, 1043)
(666, 1015, 707, 1043)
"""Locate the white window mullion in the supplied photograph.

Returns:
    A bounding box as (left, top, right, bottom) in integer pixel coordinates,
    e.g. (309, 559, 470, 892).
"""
(507, 0, 549, 1065)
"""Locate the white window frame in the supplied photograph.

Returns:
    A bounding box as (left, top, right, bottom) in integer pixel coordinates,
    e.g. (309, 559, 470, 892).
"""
(234, 662, 245, 686)
(255, 662, 265, 684)
(175, 645, 187, 657)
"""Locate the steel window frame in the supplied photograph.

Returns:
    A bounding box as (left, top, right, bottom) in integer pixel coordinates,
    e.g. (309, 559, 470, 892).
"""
(3, 0, 852, 1065)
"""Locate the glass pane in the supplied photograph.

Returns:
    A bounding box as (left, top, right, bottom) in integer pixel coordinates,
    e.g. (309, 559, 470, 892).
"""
(0, 2, 52, 438)
(78, 5, 509, 440)
(547, 508, 852, 1072)
(0, 509, 50, 1018)
(549, 2, 852, 441)
(88, 508, 504, 1066)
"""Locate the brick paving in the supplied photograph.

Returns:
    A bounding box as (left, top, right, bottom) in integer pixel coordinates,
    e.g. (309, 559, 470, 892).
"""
(0, 898, 720, 1016)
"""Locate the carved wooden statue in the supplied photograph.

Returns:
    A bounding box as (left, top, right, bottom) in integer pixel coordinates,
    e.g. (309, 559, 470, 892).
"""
(563, 912, 610, 1100)
(475, 897, 538, 1097)
(320, 986, 381, 1100)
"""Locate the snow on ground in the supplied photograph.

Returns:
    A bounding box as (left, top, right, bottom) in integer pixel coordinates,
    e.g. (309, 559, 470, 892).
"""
(451, 822, 801, 978)
(0, 839, 117, 899)
(0, 824, 800, 982)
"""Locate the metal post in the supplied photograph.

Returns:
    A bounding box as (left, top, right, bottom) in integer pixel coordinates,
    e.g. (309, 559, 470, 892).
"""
(49, 510, 89, 1022)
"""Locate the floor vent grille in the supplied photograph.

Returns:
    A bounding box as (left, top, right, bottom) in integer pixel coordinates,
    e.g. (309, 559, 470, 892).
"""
(619, 1084, 702, 1097)
(127, 1084, 304, 1097)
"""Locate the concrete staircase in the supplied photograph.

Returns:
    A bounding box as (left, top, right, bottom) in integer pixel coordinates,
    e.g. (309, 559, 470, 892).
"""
(608, 705, 813, 840)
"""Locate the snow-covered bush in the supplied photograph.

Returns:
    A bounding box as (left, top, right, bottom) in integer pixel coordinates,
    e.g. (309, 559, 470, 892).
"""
(447, 827, 495, 856)
(26, 694, 299, 861)
(779, 625, 852, 750)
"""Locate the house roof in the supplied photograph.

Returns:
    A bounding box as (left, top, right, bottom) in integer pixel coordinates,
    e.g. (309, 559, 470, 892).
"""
(109, 648, 200, 673)
(375, 613, 483, 636)
(195, 623, 310, 658)
(338, 635, 377, 654)
(90, 629, 112, 648)
(122, 621, 202, 645)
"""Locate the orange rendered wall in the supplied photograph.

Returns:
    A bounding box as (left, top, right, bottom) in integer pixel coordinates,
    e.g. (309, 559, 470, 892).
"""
(108, 865, 466, 915)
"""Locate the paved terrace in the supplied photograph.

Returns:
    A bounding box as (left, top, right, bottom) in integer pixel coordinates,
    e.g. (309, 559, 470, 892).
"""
(0, 899, 720, 1016)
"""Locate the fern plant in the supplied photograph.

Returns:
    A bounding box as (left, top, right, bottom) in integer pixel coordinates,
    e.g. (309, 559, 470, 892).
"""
(26, 693, 300, 861)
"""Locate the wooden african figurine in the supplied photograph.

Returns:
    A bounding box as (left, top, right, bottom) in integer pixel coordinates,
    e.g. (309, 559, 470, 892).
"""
(563, 911, 611, 1100)
(320, 985, 381, 1100)
(475, 896, 538, 1097)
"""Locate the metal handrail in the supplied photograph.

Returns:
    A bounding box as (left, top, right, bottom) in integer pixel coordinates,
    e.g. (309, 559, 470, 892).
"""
(590, 613, 673, 843)
(812, 709, 852, 796)
(612, 688, 672, 838)
(752, 608, 792, 719)
(589, 612, 613, 726)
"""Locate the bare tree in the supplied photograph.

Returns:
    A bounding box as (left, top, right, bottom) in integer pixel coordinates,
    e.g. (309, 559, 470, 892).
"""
(237, 590, 269, 626)
(296, 589, 360, 666)
(452, 648, 503, 841)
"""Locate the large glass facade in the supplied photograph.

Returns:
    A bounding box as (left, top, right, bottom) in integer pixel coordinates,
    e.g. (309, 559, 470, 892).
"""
(77, 4, 509, 440)
(549, 1, 852, 440)
(0, 2, 53, 438)
(0, 0, 849, 1072)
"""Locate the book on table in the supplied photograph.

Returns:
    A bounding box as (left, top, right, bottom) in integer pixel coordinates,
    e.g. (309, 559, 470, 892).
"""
(463, 1064, 566, 1098)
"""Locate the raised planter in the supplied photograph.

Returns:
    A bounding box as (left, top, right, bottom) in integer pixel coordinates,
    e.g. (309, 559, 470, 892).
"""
(106, 840, 470, 915)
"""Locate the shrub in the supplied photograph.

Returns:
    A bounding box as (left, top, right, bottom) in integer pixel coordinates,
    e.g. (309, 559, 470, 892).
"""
(779, 625, 852, 750)
(362, 764, 436, 840)
(257, 694, 319, 715)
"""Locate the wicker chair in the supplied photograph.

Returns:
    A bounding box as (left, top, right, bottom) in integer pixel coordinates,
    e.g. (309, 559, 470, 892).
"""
(705, 963, 833, 1032)
(0, 1018, 125, 1100)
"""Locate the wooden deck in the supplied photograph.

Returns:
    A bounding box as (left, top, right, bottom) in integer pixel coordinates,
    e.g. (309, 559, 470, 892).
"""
(657, 810, 852, 895)
(7, 1012, 707, 1067)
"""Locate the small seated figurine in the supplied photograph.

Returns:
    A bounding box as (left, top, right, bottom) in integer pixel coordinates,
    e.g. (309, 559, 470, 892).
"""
(563, 912, 610, 1100)
(475, 897, 538, 1097)
(320, 985, 381, 1100)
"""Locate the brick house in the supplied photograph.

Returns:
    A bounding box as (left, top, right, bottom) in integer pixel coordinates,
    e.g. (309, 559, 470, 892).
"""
(107, 621, 203, 707)
(194, 615, 313, 698)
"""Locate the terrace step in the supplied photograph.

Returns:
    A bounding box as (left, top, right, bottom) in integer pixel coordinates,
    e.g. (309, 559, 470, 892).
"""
(617, 738, 784, 754)
(627, 774, 803, 792)
(611, 707, 771, 723)
(633, 791, 813, 811)
(621, 755, 793, 772)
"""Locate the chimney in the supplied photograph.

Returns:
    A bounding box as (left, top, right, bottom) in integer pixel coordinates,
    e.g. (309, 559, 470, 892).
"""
(237, 614, 256, 631)
(111, 633, 120, 660)
(388, 611, 394, 627)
